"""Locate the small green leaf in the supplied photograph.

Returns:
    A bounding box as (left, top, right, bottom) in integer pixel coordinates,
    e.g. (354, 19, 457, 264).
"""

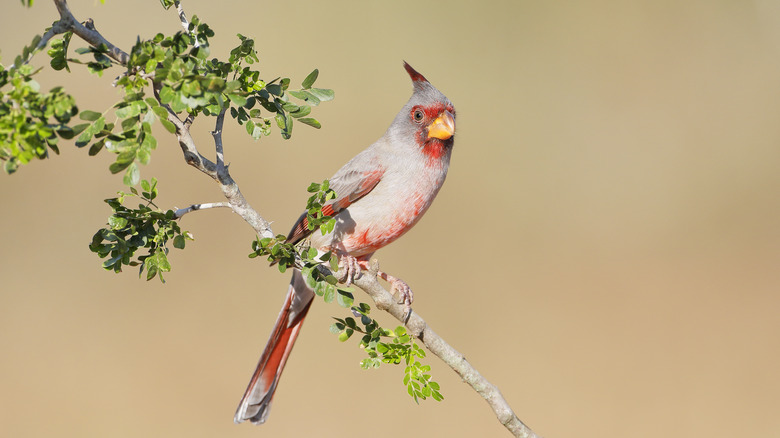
(160, 119, 176, 133)
(159, 86, 175, 104)
(323, 284, 336, 303)
(152, 106, 168, 119)
(301, 69, 319, 89)
(75, 128, 94, 148)
(227, 93, 248, 106)
(298, 118, 321, 129)
(308, 88, 335, 102)
(336, 289, 354, 308)
(80, 110, 102, 121)
(123, 162, 140, 186)
(108, 216, 128, 229)
(173, 235, 185, 249)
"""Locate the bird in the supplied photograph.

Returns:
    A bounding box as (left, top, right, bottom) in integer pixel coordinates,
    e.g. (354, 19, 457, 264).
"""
(234, 62, 456, 425)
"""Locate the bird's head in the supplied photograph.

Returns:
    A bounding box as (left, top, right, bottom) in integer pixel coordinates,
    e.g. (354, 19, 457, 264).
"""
(389, 62, 456, 164)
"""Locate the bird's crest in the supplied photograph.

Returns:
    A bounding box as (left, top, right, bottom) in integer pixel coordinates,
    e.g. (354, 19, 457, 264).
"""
(403, 61, 430, 91)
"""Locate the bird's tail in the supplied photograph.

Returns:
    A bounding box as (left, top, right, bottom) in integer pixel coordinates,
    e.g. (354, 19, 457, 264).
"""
(234, 270, 314, 424)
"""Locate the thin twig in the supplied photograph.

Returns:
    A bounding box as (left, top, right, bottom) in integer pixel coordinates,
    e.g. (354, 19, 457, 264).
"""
(174, 202, 231, 219)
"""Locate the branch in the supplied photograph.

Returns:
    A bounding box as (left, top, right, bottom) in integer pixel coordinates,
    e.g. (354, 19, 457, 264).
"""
(352, 261, 540, 438)
(151, 82, 219, 179)
(213, 107, 227, 174)
(52, 0, 129, 65)
(209, 109, 274, 238)
(174, 202, 231, 219)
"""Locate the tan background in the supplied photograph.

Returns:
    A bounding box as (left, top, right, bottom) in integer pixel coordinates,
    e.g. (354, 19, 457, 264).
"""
(2, 1, 780, 437)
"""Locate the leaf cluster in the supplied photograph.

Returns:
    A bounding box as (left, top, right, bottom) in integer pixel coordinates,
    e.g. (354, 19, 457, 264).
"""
(89, 178, 192, 282)
(304, 180, 337, 234)
(331, 303, 443, 403)
(0, 36, 83, 173)
(43, 12, 332, 187)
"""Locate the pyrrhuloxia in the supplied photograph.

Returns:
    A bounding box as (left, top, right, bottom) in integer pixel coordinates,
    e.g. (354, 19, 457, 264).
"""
(234, 62, 456, 425)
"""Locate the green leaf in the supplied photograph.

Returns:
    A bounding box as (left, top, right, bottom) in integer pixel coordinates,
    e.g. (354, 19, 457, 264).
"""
(109, 160, 132, 174)
(336, 289, 354, 308)
(152, 106, 168, 119)
(160, 119, 176, 133)
(301, 69, 319, 89)
(308, 88, 335, 102)
(289, 105, 311, 118)
(338, 329, 352, 342)
(227, 93, 247, 106)
(123, 162, 140, 186)
(173, 235, 185, 249)
(88, 139, 106, 156)
(75, 127, 95, 147)
(298, 118, 321, 129)
(158, 86, 175, 104)
(80, 110, 102, 121)
(108, 216, 128, 229)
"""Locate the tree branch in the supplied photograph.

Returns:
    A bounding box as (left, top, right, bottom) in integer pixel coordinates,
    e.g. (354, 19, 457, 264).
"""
(352, 261, 540, 438)
(52, 0, 129, 65)
(213, 107, 227, 174)
(174, 202, 231, 219)
(47, 1, 537, 435)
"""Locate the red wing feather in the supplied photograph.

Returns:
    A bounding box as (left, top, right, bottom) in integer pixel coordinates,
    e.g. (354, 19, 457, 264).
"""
(286, 168, 384, 244)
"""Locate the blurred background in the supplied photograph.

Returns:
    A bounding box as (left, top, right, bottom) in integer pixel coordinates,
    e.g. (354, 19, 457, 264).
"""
(2, 1, 779, 437)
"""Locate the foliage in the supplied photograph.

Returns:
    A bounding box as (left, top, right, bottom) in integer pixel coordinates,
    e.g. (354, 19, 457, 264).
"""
(42, 14, 333, 186)
(89, 178, 192, 283)
(0, 36, 85, 174)
(332, 303, 443, 403)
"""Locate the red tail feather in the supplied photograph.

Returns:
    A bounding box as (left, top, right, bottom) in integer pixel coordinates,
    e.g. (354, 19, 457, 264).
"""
(234, 271, 314, 424)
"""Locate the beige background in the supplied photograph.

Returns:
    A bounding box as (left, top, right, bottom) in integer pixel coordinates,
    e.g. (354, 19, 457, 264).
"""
(2, 1, 780, 437)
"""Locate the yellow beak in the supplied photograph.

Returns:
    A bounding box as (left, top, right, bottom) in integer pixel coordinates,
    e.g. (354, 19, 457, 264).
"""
(427, 111, 455, 140)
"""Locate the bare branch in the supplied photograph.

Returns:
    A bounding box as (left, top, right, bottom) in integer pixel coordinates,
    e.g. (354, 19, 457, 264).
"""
(174, 202, 231, 219)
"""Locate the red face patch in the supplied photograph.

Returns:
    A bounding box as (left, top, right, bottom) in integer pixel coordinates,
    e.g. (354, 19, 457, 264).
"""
(410, 103, 455, 165)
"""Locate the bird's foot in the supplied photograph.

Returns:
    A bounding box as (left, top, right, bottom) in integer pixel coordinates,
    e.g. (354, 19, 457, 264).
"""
(337, 254, 362, 286)
(378, 271, 413, 316)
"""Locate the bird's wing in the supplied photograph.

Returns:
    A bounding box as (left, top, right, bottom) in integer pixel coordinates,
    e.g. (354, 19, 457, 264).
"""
(286, 163, 385, 244)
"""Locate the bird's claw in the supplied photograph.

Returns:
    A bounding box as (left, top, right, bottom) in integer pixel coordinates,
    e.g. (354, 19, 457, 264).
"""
(389, 278, 414, 316)
(337, 254, 361, 286)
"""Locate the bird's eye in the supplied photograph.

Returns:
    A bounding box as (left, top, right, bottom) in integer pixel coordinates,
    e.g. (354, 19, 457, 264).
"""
(412, 109, 424, 123)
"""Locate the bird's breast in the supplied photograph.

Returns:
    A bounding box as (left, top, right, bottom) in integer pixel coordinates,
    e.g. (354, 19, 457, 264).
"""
(312, 162, 448, 257)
